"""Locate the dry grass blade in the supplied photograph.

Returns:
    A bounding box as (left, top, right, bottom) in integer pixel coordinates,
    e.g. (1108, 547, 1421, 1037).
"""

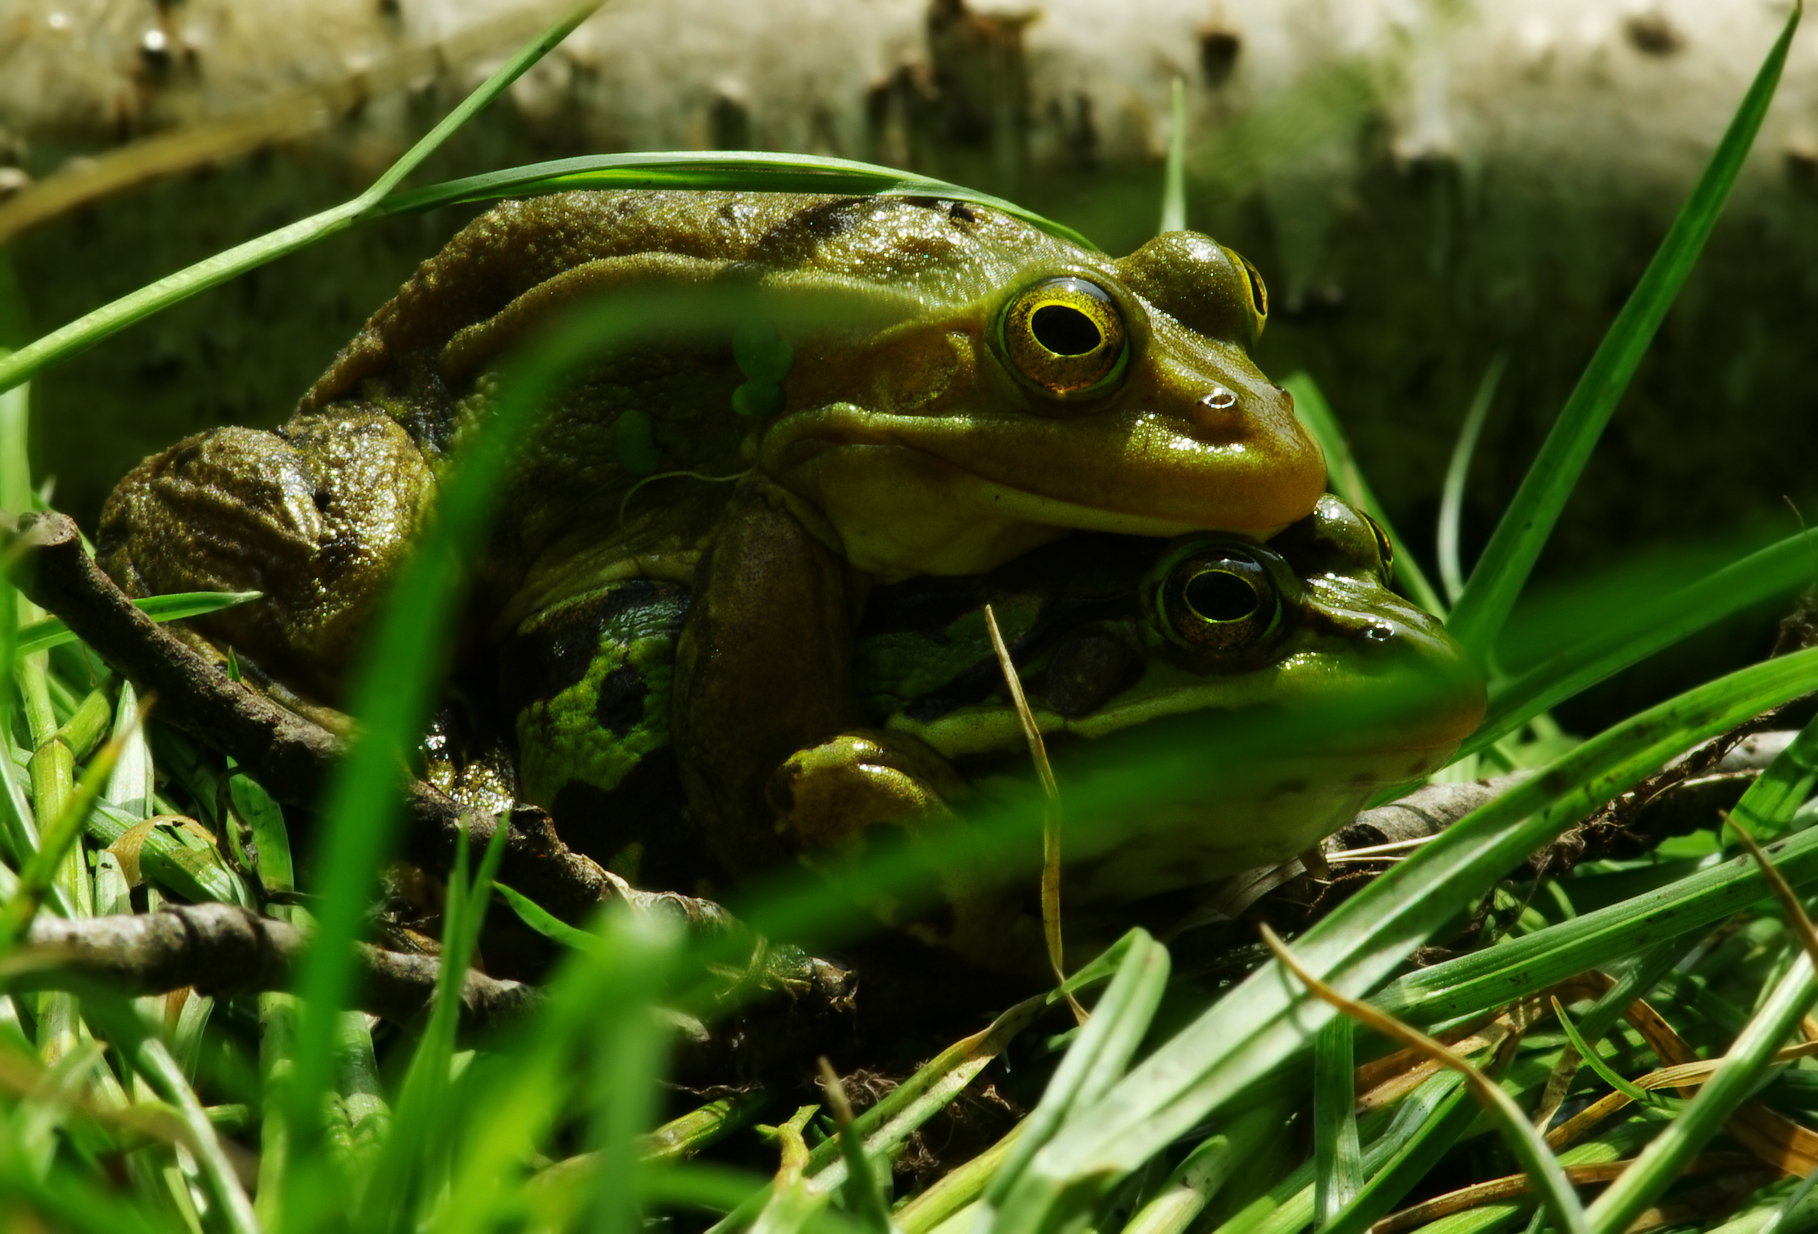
(1369, 1153, 1760, 1234)
(1261, 925, 1590, 1234)
(982, 603, 1082, 1022)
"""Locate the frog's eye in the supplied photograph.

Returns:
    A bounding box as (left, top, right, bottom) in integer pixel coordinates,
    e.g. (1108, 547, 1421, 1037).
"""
(1360, 512, 1395, 588)
(999, 277, 1130, 398)
(1223, 246, 1269, 344)
(1159, 548, 1281, 654)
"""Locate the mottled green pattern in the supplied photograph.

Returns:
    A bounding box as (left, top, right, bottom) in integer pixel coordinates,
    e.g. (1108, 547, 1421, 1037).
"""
(512, 587, 688, 807)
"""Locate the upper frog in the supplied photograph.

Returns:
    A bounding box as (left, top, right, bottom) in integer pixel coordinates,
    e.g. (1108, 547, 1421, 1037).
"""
(99, 191, 1323, 714)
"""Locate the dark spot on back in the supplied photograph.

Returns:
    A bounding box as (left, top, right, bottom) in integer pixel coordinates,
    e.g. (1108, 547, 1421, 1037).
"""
(594, 665, 648, 736)
(498, 579, 682, 716)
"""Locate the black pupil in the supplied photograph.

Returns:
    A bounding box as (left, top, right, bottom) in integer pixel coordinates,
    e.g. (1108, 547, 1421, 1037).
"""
(1184, 567, 1258, 622)
(1032, 305, 1102, 356)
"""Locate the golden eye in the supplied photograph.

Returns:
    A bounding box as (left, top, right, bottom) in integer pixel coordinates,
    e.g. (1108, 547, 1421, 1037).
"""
(1224, 247, 1269, 344)
(999, 277, 1130, 398)
(1159, 549, 1281, 655)
(1360, 512, 1395, 588)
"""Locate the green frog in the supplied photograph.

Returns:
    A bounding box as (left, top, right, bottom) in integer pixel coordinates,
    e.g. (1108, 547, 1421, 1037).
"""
(97, 190, 1328, 865)
(484, 494, 1484, 964)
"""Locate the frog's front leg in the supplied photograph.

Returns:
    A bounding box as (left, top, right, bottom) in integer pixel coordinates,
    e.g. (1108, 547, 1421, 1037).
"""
(766, 727, 1041, 963)
(671, 476, 869, 877)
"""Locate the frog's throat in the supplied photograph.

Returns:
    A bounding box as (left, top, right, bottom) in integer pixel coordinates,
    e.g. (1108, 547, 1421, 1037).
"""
(761, 407, 1301, 579)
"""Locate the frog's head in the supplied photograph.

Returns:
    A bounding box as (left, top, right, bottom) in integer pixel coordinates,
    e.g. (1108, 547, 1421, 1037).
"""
(877, 494, 1485, 902)
(750, 199, 1326, 578)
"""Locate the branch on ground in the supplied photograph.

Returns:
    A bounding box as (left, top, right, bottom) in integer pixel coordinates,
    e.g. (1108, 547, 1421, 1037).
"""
(2, 902, 537, 1037)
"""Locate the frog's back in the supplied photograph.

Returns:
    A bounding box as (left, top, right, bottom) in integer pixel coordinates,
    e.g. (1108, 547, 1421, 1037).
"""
(303, 190, 1043, 418)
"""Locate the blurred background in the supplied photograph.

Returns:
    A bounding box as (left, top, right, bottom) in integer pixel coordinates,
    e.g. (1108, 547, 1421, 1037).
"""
(3, 0, 1815, 729)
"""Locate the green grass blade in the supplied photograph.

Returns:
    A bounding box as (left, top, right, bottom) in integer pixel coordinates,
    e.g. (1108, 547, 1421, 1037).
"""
(368, 151, 1097, 250)
(1551, 998, 1653, 1105)
(1463, 526, 1818, 757)
(13, 592, 260, 660)
(102, 681, 154, 819)
(1283, 373, 1445, 616)
(81, 802, 246, 906)
(81, 996, 260, 1234)
(1437, 352, 1506, 606)
(0, 3, 596, 398)
(1121, 1101, 1286, 1234)
(978, 931, 1169, 1224)
(1586, 952, 1816, 1234)
(433, 910, 682, 1234)
(1159, 77, 1188, 235)
(1374, 818, 1818, 1027)
(1312, 1017, 1362, 1225)
(1443, 3, 1801, 656)
(359, 821, 509, 1229)
(1318, 1076, 1473, 1234)
(1729, 709, 1818, 838)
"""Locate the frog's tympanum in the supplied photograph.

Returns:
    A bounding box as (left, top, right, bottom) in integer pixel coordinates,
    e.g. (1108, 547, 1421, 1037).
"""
(481, 494, 1484, 966)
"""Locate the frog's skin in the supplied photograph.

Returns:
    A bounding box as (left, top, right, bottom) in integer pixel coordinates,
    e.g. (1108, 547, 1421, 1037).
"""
(98, 190, 1325, 837)
(487, 495, 1484, 960)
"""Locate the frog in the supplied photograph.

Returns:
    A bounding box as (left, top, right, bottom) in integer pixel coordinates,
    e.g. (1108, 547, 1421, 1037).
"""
(478, 493, 1484, 965)
(96, 189, 1328, 860)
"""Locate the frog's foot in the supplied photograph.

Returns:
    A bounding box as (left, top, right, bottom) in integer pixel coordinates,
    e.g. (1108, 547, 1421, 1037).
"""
(768, 729, 1043, 966)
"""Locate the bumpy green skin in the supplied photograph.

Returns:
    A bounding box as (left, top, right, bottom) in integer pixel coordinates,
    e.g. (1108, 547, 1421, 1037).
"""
(496, 495, 1483, 959)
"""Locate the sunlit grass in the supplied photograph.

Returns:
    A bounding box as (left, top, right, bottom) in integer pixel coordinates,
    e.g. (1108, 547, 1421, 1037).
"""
(0, 1, 1813, 1232)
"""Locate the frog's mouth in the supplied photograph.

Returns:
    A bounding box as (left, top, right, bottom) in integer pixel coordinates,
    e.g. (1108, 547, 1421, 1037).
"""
(762, 405, 1324, 577)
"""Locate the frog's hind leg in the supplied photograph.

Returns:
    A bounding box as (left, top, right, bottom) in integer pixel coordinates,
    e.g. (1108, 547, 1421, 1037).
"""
(96, 407, 435, 711)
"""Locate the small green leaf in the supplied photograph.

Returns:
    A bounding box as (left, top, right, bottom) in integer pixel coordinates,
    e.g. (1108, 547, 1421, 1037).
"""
(13, 591, 260, 659)
(496, 882, 599, 951)
(1550, 996, 1656, 1106)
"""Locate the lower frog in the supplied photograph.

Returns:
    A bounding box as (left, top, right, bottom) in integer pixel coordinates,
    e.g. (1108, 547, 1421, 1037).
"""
(461, 494, 1484, 967)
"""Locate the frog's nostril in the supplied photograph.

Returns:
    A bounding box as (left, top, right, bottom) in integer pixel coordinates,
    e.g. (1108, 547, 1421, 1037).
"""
(1362, 624, 1393, 644)
(1199, 386, 1238, 413)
